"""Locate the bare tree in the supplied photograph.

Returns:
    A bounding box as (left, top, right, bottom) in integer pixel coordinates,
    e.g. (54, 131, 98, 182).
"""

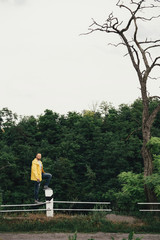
(85, 0, 160, 202)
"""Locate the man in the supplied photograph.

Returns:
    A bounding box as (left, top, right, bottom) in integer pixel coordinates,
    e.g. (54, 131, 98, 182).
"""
(31, 153, 52, 204)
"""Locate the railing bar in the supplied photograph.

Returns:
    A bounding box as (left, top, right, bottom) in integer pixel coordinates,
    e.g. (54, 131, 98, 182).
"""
(139, 209, 160, 212)
(0, 201, 110, 208)
(0, 208, 112, 213)
(53, 201, 110, 204)
(0, 209, 51, 213)
(138, 203, 160, 205)
(53, 209, 112, 211)
(0, 202, 49, 207)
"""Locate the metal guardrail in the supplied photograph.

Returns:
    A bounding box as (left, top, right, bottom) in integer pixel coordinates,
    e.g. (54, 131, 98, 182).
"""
(138, 202, 160, 212)
(0, 208, 50, 213)
(2, 201, 160, 214)
(0, 202, 47, 207)
(0, 188, 55, 217)
(0, 201, 50, 213)
(54, 201, 111, 204)
(0, 201, 111, 214)
(54, 208, 111, 212)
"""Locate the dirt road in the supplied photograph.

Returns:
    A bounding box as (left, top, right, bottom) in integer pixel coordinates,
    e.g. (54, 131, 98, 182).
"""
(0, 233, 160, 240)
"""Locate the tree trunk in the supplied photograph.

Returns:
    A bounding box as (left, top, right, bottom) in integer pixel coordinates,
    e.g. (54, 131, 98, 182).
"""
(141, 81, 157, 203)
(142, 139, 157, 203)
(141, 112, 157, 203)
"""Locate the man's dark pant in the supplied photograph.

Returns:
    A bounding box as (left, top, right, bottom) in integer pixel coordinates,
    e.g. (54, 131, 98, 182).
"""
(34, 181, 41, 201)
(34, 173, 52, 201)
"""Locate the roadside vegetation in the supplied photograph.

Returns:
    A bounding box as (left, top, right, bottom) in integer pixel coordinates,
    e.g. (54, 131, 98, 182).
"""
(0, 212, 160, 233)
(1, 100, 160, 209)
(1, 99, 160, 233)
(68, 231, 142, 240)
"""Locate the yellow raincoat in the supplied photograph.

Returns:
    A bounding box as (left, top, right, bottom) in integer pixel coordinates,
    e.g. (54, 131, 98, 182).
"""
(31, 158, 45, 182)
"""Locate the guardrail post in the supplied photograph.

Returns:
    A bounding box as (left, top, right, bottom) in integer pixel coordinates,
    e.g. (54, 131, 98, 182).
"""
(44, 188, 54, 217)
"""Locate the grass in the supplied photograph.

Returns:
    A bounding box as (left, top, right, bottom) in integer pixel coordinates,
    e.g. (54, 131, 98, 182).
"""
(0, 212, 160, 233)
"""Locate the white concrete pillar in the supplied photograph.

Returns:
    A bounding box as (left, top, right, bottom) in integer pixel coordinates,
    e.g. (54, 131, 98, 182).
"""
(44, 189, 54, 217)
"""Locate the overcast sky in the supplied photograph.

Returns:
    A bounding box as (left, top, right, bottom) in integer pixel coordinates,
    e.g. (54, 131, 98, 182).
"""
(0, 0, 159, 117)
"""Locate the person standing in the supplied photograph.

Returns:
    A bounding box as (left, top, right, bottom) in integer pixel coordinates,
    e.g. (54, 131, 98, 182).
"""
(31, 153, 52, 203)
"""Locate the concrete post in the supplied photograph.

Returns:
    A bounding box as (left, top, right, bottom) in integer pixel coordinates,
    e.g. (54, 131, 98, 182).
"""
(44, 188, 54, 217)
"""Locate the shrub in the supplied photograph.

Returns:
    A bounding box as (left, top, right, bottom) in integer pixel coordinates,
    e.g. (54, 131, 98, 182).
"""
(105, 172, 145, 212)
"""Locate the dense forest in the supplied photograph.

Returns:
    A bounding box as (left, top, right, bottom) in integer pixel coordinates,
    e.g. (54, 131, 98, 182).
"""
(0, 99, 160, 211)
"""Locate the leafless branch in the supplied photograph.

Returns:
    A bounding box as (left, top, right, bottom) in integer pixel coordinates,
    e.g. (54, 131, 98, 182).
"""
(150, 56, 160, 70)
(145, 51, 153, 62)
(137, 14, 160, 21)
(149, 96, 160, 101)
(117, 0, 134, 14)
(139, 39, 160, 44)
(80, 19, 105, 36)
(80, 16, 120, 36)
(155, 63, 160, 67)
(141, 4, 159, 9)
(82, 0, 160, 79)
(89, 19, 103, 29)
(116, 21, 123, 28)
(148, 75, 160, 80)
(131, 44, 140, 66)
(144, 44, 160, 52)
(131, 0, 143, 6)
(108, 42, 125, 47)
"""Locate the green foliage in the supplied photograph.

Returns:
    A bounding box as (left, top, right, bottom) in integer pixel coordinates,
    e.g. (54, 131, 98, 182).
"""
(68, 232, 78, 240)
(125, 232, 142, 240)
(1, 213, 160, 233)
(0, 108, 17, 129)
(145, 155, 160, 199)
(52, 157, 77, 200)
(0, 99, 158, 211)
(104, 172, 145, 211)
(147, 137, 160, 155)
(144, 137, 160, 199)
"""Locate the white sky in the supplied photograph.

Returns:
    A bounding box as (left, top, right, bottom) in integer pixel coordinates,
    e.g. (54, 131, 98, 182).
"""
(0, 0, 159, 116)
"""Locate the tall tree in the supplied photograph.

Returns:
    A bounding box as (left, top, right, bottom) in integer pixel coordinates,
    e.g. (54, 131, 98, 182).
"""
(86, 0, 160, 202)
